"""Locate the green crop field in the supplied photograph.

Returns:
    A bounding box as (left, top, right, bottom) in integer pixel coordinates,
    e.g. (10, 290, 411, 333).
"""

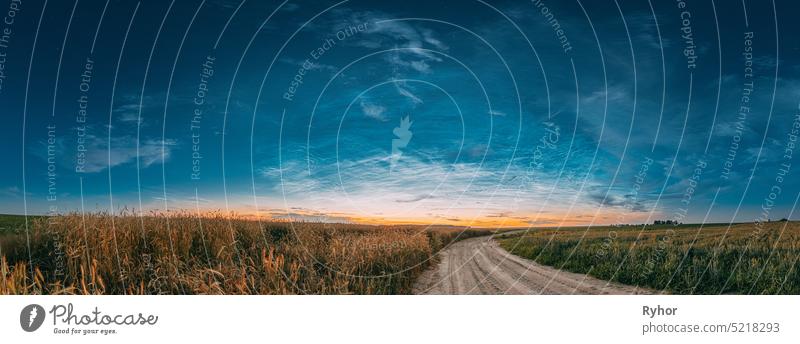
(0, 214, 38, 235)
(497, 221, 800, 294)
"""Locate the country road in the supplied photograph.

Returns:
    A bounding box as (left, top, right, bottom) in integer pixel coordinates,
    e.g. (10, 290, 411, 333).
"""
(413, 235, 650, 295)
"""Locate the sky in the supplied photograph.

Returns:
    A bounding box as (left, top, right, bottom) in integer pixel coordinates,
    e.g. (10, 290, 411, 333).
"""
(3, 0, 800, 227)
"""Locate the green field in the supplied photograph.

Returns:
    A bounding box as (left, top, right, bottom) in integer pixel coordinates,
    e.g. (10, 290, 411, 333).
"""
(0, 214, 37, 235)
(497, 221, 800, 294)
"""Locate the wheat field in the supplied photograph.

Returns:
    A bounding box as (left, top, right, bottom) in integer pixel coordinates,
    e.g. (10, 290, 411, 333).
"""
(0, 213, 493, 295)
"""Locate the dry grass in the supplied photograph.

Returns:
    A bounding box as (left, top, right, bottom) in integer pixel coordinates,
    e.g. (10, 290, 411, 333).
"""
(498, 221, 800, 294)
(0, 213, 495, 295)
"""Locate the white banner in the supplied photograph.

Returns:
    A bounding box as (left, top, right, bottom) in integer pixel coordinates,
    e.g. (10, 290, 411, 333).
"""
(0, 296, 796, 344)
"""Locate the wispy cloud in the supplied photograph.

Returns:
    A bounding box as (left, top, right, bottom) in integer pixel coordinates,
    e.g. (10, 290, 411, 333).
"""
(360, 100, 388, 121)
(112, 94, 162, 126)
(320, 10, 448, 74)
(1, 186, 24, 198)
(257, 152, 608, 226)
(394, 80, 423, 104)
(279, 57, 337, 73)
(44, 133, 176, 173)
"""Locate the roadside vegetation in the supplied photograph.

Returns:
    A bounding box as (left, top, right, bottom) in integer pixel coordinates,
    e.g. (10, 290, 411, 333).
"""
(0, 213, 497, 295)
(497, 221, 800, 294)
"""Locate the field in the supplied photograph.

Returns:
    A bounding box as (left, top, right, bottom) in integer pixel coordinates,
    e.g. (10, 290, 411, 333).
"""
(0, 214, 39, 235)
(497, 221, 800, 294)
(0, 213, 498, 295)
(5, 213, 798, 295)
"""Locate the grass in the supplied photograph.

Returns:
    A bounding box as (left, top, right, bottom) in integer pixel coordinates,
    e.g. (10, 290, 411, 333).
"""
(0, 213, 498, 295)
(0, 214, 41, 235)
(497, 221, 800, 294)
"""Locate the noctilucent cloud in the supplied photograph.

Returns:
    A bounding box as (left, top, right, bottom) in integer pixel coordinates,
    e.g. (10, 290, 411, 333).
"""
(3, 0, 800, 227)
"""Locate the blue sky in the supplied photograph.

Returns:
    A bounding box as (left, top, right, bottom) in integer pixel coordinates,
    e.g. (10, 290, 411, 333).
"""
(3, 0, 800, 226)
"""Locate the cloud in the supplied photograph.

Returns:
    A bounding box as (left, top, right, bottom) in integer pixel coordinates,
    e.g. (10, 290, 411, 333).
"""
(394, 81, 423, 104)
(112, 94, 165, 126)
(486, 211, 511, 218)
(583, 85, 629, 105)
(385, 54, 435, 73)
(752, 56, 778, 70)
(395, 194, 434, 203)
(420, 28, 447, 50)
(320, 10, 448, 74)
(586, 189, 649, 212)
(467, 144, 492, 159)
(623, 12, 672, 50)
(207, 0, 241, 10)
(257, 151, 595, 225)
(1, 186, 23, 198)
(281, 3, 300, 12)
(279, 57, 337, 73)
(742, 145, 783, 165)
(714, 122, 749, 137)
(360, 100, 388, 121)
(527, 219, 558, 226)
(409, 60, 431, 73)
(96, 137, 175, 173)
(44, 133, 176, 173)
(117, 112, 143, 124)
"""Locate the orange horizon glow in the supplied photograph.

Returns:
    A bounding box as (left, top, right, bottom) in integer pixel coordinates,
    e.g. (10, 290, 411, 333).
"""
(202, 207, 660, 229)
(36, 204, 661, 229)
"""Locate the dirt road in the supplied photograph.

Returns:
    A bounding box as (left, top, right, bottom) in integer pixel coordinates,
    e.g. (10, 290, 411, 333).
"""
(413, 235, 650, 295)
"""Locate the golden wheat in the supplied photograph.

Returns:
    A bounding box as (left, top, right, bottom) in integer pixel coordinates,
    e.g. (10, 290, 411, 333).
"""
(0, 213, 493, 295)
